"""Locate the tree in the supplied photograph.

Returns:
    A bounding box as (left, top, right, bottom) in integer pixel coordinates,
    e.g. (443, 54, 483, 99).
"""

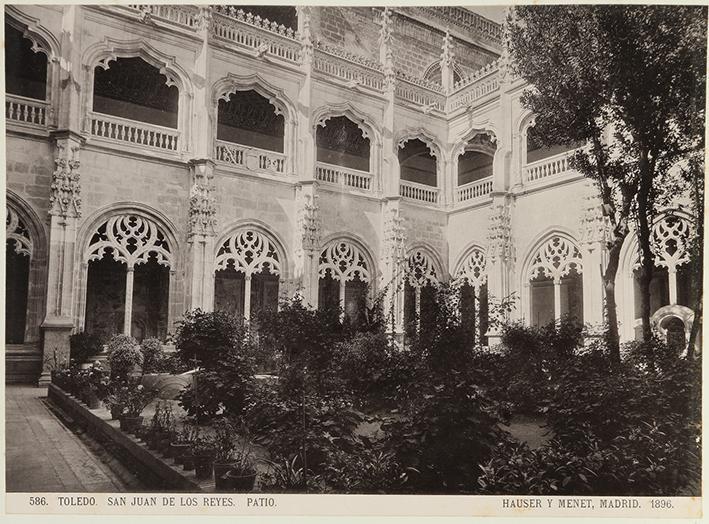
(507, 5, 706, 361)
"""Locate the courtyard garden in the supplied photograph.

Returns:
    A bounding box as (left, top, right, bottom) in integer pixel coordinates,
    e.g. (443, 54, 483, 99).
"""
(50, 286, 701, 495)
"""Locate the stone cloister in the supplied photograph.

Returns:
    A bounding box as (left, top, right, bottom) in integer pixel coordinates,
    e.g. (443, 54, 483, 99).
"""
(4, 5, 699, 384)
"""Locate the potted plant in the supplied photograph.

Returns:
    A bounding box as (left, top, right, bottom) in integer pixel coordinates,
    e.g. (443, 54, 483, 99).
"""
(120, 382, 156, 433)
(82, 362, 110, 409)
(191, 436, 216, 480)
(170, 424, 200, 466)
(213, 418, 257, 492)
(106, 334, 143, 381)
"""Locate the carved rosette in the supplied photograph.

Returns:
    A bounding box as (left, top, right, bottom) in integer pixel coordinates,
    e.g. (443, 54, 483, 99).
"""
(487, 202, 512, 263)
(189, 168, 217, 237)
(49, 143, 82, 218)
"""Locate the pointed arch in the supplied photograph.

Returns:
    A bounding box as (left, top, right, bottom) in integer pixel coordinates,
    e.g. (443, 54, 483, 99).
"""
(5, 6, 60, 60)
(212, 73, 296, 122)
(312, 101, 381, 147)
(405, 243, 444, 288)
(453, 243, 488, 290)
(395, 127, 444, 159)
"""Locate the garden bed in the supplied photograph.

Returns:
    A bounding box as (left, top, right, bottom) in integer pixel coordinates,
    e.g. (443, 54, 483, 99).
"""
(47, 383, 212, 492)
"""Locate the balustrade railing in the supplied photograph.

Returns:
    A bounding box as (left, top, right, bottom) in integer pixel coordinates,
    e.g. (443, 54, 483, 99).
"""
(211, 7, 300, 64)
(313, 44, 383, 91)
(399, 180, 439, 204)
(456, 176, 493, 203)
(126, 4, 198, 29)
(89, 112, 180, 152)
(315, 162, 372, 191)
(448, 66, 500, 112)
(524, 150, 576, 183)
(6, 94, 49, 128)
(215, 140, 286, 174)
(395, 72, 446, 112)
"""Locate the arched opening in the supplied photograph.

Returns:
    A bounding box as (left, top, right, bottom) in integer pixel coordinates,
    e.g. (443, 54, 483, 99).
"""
(423, 62, 462, 85)
(662, 316, 686, 353)
(6, 206, 34, 344)
(458, 150, 493, 186)
(318, 240, 371, 324)
(217, 89, 285, 153)
(404, 249, 439, 334)
(93, 57, 179, 128)
(5, 22, 48, 100)
(316, 116, 370, 172)
(238, 6, 297, 29)
(526, 126, 582, 163)
(213, 230, 281, 321)
(399, 139, 437, 187)
(460, 282, 489, 346)
(84, 214, 174, 340)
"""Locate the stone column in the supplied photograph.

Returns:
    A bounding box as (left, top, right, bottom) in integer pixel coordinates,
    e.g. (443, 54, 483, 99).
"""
(579, 187, 610, 330)
(486, 197, 513, 346)
(440, 30, 455, 94)
(381, 199, 406, 337)
(40, 130, 85, 385)
(187, 159, 217, 311)
(294, 181, 321, 307)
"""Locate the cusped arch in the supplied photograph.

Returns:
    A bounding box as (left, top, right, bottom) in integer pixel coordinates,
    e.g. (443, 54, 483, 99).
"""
(212, 73, 295, 122)
(6, 191, 47, 260)
(395, 127, 444, 159)
(522, 230, 583, 284)
(214, 220, 289, 280)
(452, 127, 498, 159)
(5, 6, 60, 60)
(453, 243, 487, 290)
(405, 243, 444, 288)
(312, 101, 381, 146)
(318, 234, 376, 284)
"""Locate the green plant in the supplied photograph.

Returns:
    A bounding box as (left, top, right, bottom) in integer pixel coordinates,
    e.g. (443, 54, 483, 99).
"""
(175, 309, 246, 369)
(140, 337, 163, 374)
(173, 423, 201, 444)
(69, 332, 106, 364)
(104, 377, 155, 418)
(149, 401, 176, 435)
(107, 334, 143, 379)
(260, 455, 307, 492)
(321, 447, 415, 494)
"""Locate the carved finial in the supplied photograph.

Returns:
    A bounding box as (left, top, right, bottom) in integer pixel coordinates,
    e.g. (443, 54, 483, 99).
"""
(197, 6, 213, 32)
(298, 6, 313, 64)
(440, 28, 455, 92)
(379, 8, 395, 90)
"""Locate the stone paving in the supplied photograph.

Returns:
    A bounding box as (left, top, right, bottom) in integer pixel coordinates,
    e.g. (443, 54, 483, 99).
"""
(6, 385, 141, 492)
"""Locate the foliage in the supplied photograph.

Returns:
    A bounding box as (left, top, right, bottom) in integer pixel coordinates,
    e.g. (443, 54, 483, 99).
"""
(106, 334, 143, 379)
(259, 455, 308, 493)
(212, 418, 256, 474)
(104, 376, 155, 418)
(174, 309, 246, 369)
(173, 423, 201, 445)
(320, 447, 414, 494)
(69, 332, 106, 364)
(140, 337, 163, 374)
(149, 401, 176, 435)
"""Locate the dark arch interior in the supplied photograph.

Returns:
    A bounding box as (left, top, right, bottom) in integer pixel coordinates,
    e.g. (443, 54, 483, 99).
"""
(85, 255, 126, 338)
(6, 244, 30, 344)
(5, 22, 48, 100)
(458, 150, 493, 186)
(526, 126, 583, 163)
(214, 263, 279, 320)
(399, 139, 437, 187)
(217, 90, 285, 153)
(131, 256, 170, 341)
(93, 57, 179, 128)
(316, 116, 370, 171)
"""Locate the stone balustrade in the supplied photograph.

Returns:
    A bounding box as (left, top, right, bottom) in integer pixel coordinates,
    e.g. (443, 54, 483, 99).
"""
(313, 46, 384, 91)
(89, 112, 180, 152)
(399, 180, 439, 204)
(215, 140, 286, 174)
(126, 4, 199, 29)
(524, 150, 575, 183)
(395, 74, 446, 112)
(6, 94, 49, 128)
(315, 162, 372, 191)
(448, 67, 501, 112)
(456, 176, 493, 203)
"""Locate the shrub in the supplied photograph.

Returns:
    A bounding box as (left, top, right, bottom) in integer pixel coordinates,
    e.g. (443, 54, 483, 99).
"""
(69, 332, 105, 364)
(104, 377, 156, 418)
(140, 337, 163, 374)
(106, 334, 143, 379)
(174, 309, 245, 369)
(320, 447, 414, 494)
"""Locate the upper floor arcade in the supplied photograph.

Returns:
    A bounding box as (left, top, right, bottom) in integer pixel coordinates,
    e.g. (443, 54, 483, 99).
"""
(4, 4, 586, 212)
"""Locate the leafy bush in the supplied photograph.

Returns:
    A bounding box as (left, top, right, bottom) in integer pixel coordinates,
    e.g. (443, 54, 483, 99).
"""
(104, 377, 156, 418)
(106, 334, 143, 379)
(320, 447, 414, 494)
(175, 309, 245, 369)
(140, 337, 163, 374)
(69, 332, 105, 364)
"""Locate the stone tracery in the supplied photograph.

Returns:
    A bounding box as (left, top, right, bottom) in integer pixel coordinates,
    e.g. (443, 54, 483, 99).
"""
(405, 249, 438, 288)
(455, 247, 486, 290)
(215, 229, 281, 277)
(528, 234, 583, 283)
(6, 205, 33, 258)
(318, 240, 371, 283)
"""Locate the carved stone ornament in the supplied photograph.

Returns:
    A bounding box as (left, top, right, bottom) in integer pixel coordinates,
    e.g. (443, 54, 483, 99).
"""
(6, 205, 33, 258)
(383, 206, 406, 267)
(49, 142, 81, 218)
(188, 169, 217, 237)
(634, 213, 693, 272)
(487, 202, 512, 263)
(297, 190, 321, 253)
(319, 241, 371, 283)
(528, 235, 583, 283)
(455, 247, 487, 291)
(578, 191, 611, 249)
(405, 249, 438, 289)
(87, 214, 173, 269)
(215, 229, 281, 277)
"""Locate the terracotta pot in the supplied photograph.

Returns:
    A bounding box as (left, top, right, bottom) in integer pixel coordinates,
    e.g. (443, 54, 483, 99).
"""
(213, 462, 236, 491)
(120, 416, 144, 433)
(84, 391, 100, 409)
(223, 470, 257, 492)
(193, 454, 214, 480)
(182, 450, 195, 472)
(109, 405, 123, 420)
(170, 443, 191, 465)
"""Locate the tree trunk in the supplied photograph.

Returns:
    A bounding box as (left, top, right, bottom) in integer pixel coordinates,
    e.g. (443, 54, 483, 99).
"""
(687, 164, 704, 358)
(636, 150, 655, 346)
(603, 235, 625, 365)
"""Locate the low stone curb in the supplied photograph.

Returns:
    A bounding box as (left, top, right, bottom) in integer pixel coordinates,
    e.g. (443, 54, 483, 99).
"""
(47, 383, 212, 492)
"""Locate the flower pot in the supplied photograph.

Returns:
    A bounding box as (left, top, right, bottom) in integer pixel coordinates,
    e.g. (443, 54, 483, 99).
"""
(119, 416, 143, 433)
(170, 443, 191, 465)
(223, 470, 257, 492)
(84, 391, 100, 409)
(182, 450, 195, 471)
(213, 462, 236, 491)
(109, 405, 124, 420)
(159, 436, 172, 456)
(193, 454, 214, 480)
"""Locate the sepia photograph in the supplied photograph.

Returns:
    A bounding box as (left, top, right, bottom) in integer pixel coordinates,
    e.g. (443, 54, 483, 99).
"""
(3, 1, 705, 516)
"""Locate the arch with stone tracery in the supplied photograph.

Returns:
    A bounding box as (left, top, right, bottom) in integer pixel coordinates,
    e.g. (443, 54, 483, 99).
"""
(6, 203, 34, 343)
(454, 245, 489, 346)
(523, 232, 584, 327)
(83, 212, 175, 341)
(404, 246, 442, 333)
(213, 227, 283, 321)
(317, 238, 373, 324)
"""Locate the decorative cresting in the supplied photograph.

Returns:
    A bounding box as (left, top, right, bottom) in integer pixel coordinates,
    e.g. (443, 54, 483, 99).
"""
(455, 247, 487, 290)
(6, 205, 33, 258)
(405, 249, 439, 289)
(87, 215, 173, 269)
(49, 142, 82, 218)
(215, 230, 281, 277)
(487, 202, 512, 263)
(528, 235, 583, 284)
(318, 241, 371, 284)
